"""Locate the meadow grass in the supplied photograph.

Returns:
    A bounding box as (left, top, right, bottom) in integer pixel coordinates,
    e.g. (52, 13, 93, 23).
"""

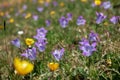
(0, 0, 120, 80)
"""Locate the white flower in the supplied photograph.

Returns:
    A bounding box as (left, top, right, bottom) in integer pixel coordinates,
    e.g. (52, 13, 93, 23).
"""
(18, 31, 24, 35)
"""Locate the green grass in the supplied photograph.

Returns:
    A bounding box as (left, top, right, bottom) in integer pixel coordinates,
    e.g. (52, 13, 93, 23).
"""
(0, 0, 120, 80)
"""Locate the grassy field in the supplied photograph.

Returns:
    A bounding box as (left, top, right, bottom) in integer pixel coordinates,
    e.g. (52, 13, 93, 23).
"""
(0, 0, 120, 80)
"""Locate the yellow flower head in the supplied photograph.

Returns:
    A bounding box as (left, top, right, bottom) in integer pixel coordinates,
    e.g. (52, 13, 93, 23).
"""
(50, 11, 55, 16)
(25, 38, 34, 47)
(94, 0, 101, 6)
(104, 22, 108, 26)
(60, 2, 64, 7)
(46, 0, 51, 3)
(38, 0, 44, 4)
(81, 0, 87, 3)
(106, 58, 112, 66)
(48, 62, 59, 71)
(0, 12, 4, 16)
(25, 13, 31, 19)
(0, 25, 4, 29)
(9, 18, 14, 23)
(14, 57, 34, 75)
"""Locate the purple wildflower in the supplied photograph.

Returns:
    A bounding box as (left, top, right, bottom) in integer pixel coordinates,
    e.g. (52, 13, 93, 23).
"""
(79, 38, 88, 45)
(22, 4, 27, 10)
(35, 41, 47, 52)
(76, 16, 86, 26)
(34, 33, 46, 40)
(110, 16, 119, 24)
(34, 27, 48, 52)
(21, 47, 37, 60)
(96, 12, 106, 24)
(45, 20, 51, 27)
(101, 1, 111, 9)
(32, 14, 39, 21)
(37, 7, 44, 12)
(79, 39, 97, 57)
(11, 38, 21, 48)
(52, 48, 65, 61)
(36, 27, 48, 34)
(44, 2, 49, 7)
(53, 1, 58, 7)
(91, 3, 96, 7)
(59, 16, 69, 28)
(22, 13, 26, 17)
(67, 13, 72, 21)
(88, 31, 99, 42)
(34, 27, 47, 40)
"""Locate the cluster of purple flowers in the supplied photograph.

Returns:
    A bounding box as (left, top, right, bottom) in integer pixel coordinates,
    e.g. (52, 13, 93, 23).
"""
(59, 13, 73, 28)
(59, 13, 87, 28)
(11, 27, 48, 61)
(60, 12, 116, 27)
(34, 27, 48, 52)
(60, 11, 118, 27)
(21, 47, 37, 60)
(11, 38, 37, 60)
(96, 12, 120, 24)
(52, 48, 65, 61)
(79, 31, 99, 57)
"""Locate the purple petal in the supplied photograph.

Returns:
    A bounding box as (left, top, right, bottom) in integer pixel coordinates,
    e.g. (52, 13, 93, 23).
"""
(110, 16, 118, 24)
(11, 38, 20, 48)
(33, 15, 39, 21)
(101, 1, 111, 9)
(37, 7, 44, 12)
(91, 42, 97, 47)
(77, 16, 86, 26)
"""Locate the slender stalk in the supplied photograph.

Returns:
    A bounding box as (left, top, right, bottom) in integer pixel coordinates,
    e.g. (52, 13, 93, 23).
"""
(3, 20, 9, 54)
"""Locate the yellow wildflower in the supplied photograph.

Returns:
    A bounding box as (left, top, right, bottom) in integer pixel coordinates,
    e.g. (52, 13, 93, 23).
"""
(50, 11, 55, 16)
(81, 0, 87, 3)
(60, 2, 64, 7)
(38, 0, 44, 4)
(25, 13, 31, 19)
(0, 25, 4, 29)
(48, 62, 59, 71)
(25, 38, 34, 47)
(104, 22, 108, 26)
(46, 0, 51, 3)
(0, 12, 4, 16)
(9, 18, 14, 23)
(94, 0, 101, 6)
(14, 57, 34, 75)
